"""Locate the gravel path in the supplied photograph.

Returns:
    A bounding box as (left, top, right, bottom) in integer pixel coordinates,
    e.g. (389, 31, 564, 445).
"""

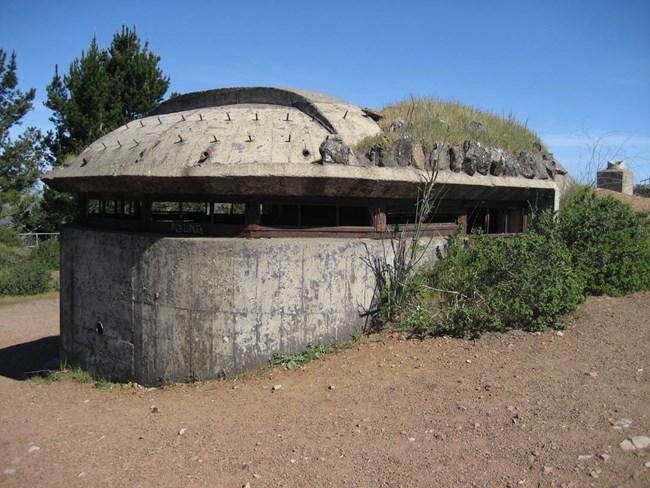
(0, 293, 648, 487)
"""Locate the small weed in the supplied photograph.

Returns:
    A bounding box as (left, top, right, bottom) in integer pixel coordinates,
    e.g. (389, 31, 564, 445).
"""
(92, 380, 132, 391)
(30, 365, 94, 384)
(273, 342, 335, 370)
(30, 363, 131, 390)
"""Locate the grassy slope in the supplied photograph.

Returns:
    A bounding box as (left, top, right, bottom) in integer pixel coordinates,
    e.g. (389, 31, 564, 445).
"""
(357, 97, 547, 156)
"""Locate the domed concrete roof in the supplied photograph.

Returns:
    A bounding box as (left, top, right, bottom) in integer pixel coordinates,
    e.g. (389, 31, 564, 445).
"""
(43, 86, 558, 201)
(43, 87, 387, 197)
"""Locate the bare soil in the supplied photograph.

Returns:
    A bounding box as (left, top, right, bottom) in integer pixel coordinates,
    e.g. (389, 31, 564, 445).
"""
(0, 293, 648, 487)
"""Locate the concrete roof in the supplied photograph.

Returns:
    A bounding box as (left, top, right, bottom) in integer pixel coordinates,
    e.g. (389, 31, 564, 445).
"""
(43, 87, 557, 200)
(44, 87, 382, 196)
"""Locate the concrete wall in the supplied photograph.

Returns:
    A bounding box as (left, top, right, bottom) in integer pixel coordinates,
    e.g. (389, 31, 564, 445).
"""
(60, 226, 445, 385)
(597, 169, 634, 195)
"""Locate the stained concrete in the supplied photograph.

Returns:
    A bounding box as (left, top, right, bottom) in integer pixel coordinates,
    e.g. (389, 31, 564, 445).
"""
(43, 87, 559, 202)
(59, 226, 445, 385)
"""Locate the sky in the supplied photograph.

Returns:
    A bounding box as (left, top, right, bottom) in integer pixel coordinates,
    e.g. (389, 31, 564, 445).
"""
(2, 0, 649, 183)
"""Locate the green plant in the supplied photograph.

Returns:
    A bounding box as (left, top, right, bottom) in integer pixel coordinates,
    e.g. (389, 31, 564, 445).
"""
(30, 365, 94, 384)
(273, 342, 333, 370)
(92, 379, 133, 390)
(30, 239, 60, 270)
(0, 227, 20, 247)
(29, 362, 133, 389)
(363, 169, 440, 323)
(396, 302, 434, 335)
(427, 225, 585, 338)
(0, 262, 52, 295)
(557, 186, 650, 296)
(0, 242, 30, 267)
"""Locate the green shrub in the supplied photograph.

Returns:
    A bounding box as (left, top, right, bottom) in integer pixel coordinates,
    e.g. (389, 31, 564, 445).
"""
(0, 263, 52, 295)
(426, 228, 585, 337)
(557, 186, 650, 296)
(0, 227, 20, 247)
(0, 243, 31, 267)
(396, 302, 435, 335)
(370, 184, 649, 338)
(30, 240, 61, 270)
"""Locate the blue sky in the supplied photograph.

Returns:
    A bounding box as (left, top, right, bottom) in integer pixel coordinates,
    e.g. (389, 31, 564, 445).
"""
(2, 0, 649, 183)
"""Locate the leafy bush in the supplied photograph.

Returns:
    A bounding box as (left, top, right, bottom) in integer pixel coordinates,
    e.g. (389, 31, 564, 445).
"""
(367, 183, 648, 338)
(0, 263, 52, 295)
(0, 243, 30, 267)
(425, 228, 584, 337)
(0, 227, 20, 247)
(30, 240, 60, 270)
(557, 186, 650, 296)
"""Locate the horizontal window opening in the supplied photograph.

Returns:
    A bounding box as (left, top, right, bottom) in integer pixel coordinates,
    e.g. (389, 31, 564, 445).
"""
(260, 204, 371, 227)
(467, 207, 524, 234)
(87, 199, 141, 220)
(151, 201, 246, 225)
(386, 204, 458, 227)
(80, 197, 532, 237)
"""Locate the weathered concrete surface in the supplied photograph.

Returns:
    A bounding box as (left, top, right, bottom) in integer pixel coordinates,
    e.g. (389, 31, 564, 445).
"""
(60, 226, 446, 385)
(43, 87, 381, 195)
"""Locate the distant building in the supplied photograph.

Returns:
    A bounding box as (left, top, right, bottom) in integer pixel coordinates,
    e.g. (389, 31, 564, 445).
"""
(597, 160, 634, 195)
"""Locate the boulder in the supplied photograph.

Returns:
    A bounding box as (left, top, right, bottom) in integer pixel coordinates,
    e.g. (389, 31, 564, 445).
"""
(449, 146, 463, 172)
(542, 153, 557, 179)
(489, 148, 519, 177)
(412, 143, 426, 169)
(517, 151, 538, 179)
(463, 140, 491, 176)
(467, 120, 485, 135)
(520, 151, 550, 179)
(430, 142, 452, 171)
(319, 135, 350, 165)
(396, 133, 415, 167)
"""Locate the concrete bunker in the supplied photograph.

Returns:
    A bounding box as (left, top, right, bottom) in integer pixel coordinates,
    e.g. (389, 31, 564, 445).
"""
(44, 87, 559, 385)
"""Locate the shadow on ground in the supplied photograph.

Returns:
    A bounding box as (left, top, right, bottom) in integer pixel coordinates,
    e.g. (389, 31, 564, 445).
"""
(0, 336, 59, 380)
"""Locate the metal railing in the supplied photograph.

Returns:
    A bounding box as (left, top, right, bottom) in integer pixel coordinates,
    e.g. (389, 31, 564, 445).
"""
(18, 232, 60, 248)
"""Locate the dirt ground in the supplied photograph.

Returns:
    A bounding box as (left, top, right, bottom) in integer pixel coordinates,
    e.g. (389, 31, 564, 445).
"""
(0, 293, 648, 487)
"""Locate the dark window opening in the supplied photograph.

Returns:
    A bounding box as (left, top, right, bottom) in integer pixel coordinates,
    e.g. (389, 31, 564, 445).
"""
(466, 207, 524, 234)
(260, 204, 371, 227)
(151, 201, 202, 222)
(212, 203, 246, 224)
(87, 199, 141, 220)
(386, 204, 458, 227)
(151, 201, 246, 224)
(339, 206, 372, 226)
(260, 204, 299, 226)
(301, 205, 337, 226)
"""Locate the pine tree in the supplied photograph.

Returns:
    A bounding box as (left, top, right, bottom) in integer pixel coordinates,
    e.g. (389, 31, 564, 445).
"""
(106, 26, 170, 122)
(41, 26, 170, 230)
(45, 27, 169, 165)
(0, 49, 45, 230)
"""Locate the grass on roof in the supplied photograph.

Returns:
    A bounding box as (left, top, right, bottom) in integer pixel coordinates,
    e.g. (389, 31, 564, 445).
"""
(357, 97, 548, 156)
